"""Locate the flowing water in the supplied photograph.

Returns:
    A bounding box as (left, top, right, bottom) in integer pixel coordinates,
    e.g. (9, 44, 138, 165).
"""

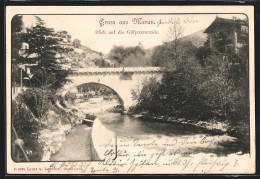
(50, 101, 248, 161)
(96, 112, 247, 156)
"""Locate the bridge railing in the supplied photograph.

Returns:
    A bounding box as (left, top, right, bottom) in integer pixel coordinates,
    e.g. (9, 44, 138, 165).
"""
(71, 67, 162, 74)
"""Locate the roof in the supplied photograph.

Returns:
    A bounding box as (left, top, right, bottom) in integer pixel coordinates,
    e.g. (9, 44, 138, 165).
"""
(204, 17, 248, 33)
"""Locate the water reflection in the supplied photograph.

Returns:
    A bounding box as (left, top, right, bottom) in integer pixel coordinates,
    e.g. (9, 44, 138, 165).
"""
(96, 112, 206, 136)
(96, 111, 248, 156)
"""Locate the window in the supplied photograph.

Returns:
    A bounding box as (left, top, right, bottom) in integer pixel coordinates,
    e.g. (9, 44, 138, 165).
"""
(241, 25, 248, 33)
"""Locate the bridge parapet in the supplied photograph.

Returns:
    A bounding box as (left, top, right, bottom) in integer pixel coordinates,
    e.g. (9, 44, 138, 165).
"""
(71, 67, 162, 74)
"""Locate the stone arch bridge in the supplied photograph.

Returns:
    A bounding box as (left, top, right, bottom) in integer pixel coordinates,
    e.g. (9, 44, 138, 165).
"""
(60, 67, 163, 111)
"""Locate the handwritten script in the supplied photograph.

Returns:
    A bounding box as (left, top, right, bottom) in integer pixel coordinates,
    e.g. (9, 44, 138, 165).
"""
(46, 134, 249, 174)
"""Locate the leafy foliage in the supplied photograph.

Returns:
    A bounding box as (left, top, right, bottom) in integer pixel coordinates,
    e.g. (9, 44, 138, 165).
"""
(72, 39, 81, 48)
(11, 15, 24, 85)
(11, 15, 24, 59)
(136, 46, 209, 119)
(151, 43, 175, 67)
(11, 17, 74, 162)
(195, 46, 212, 67)
(133, 24, 249, 131)
(133, 78, 162, 115)
(15, 16, 70, 91)
(159, 58, 207, 119)
(12, 99, 43, 161)
(151, 41, 196, 68)
(22, 88, 55, 118)
(108, 46, 126, 66)
(94, 58, 111, 67)
(108, 45, 150, 67)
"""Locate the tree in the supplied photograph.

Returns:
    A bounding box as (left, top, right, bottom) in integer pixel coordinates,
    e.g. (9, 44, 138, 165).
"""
(158, 45, 206, 118)
(123, 46, 147, 67)
(168, 18, 184, 61)
(135, 20, 207, 118)
(94, 58, 111, 67)
(11, 15, 24, 86)
(13, 16, 71, 119)
(22, 88, 54, 118)
(11, 15, 24, 59)
(151, 18, 185, 68)
(199, 54, 233, 119)
(200, 48, 249, 123)
(108, 46, 126, 67)
(20, 16, 70, 91)
(195, 46, 212, 67)
(72, 39, 81, 48)
(151, 41, 196, 67)
(108, 45, 149, 67)
(133, 78, 163, 115)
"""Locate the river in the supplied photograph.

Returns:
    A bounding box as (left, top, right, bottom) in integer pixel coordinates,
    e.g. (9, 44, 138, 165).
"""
(50, 100, 247, 161)
(96, 111, 247, 156)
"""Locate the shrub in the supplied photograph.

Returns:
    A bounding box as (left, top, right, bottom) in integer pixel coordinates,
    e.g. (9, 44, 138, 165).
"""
(22, 88, 54, 118)
(11, 98, 43, 161)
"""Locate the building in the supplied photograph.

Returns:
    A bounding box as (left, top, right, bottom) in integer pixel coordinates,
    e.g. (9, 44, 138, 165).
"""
(204, 16, 248, 54)
(18, 42, 29, 56)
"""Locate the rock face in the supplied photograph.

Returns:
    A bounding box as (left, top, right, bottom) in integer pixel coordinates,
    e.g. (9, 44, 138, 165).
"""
(65, 45, 104, 68)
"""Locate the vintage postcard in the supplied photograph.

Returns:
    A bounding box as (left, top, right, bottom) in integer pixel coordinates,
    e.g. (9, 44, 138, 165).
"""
(6, 6, 255, 174)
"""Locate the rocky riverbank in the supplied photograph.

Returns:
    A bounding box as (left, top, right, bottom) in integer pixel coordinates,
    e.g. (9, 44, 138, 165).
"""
(38, 103, 85, 161)
(39, 98, 120, 161)
(130, 113, 250, 154)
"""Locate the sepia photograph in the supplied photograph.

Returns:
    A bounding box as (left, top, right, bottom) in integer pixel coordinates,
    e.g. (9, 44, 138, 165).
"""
(6, 6, 255, 174)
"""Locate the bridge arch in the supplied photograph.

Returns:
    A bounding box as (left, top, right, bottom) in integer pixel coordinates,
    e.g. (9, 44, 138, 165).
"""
(65, 82, 125, 110)
(59, 67, 163, 111)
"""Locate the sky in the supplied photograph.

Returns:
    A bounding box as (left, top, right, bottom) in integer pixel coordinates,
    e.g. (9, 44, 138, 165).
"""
(22, 14, 247, 54)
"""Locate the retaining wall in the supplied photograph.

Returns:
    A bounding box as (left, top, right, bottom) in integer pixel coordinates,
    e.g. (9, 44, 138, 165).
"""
(90, 118, 116, 160)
